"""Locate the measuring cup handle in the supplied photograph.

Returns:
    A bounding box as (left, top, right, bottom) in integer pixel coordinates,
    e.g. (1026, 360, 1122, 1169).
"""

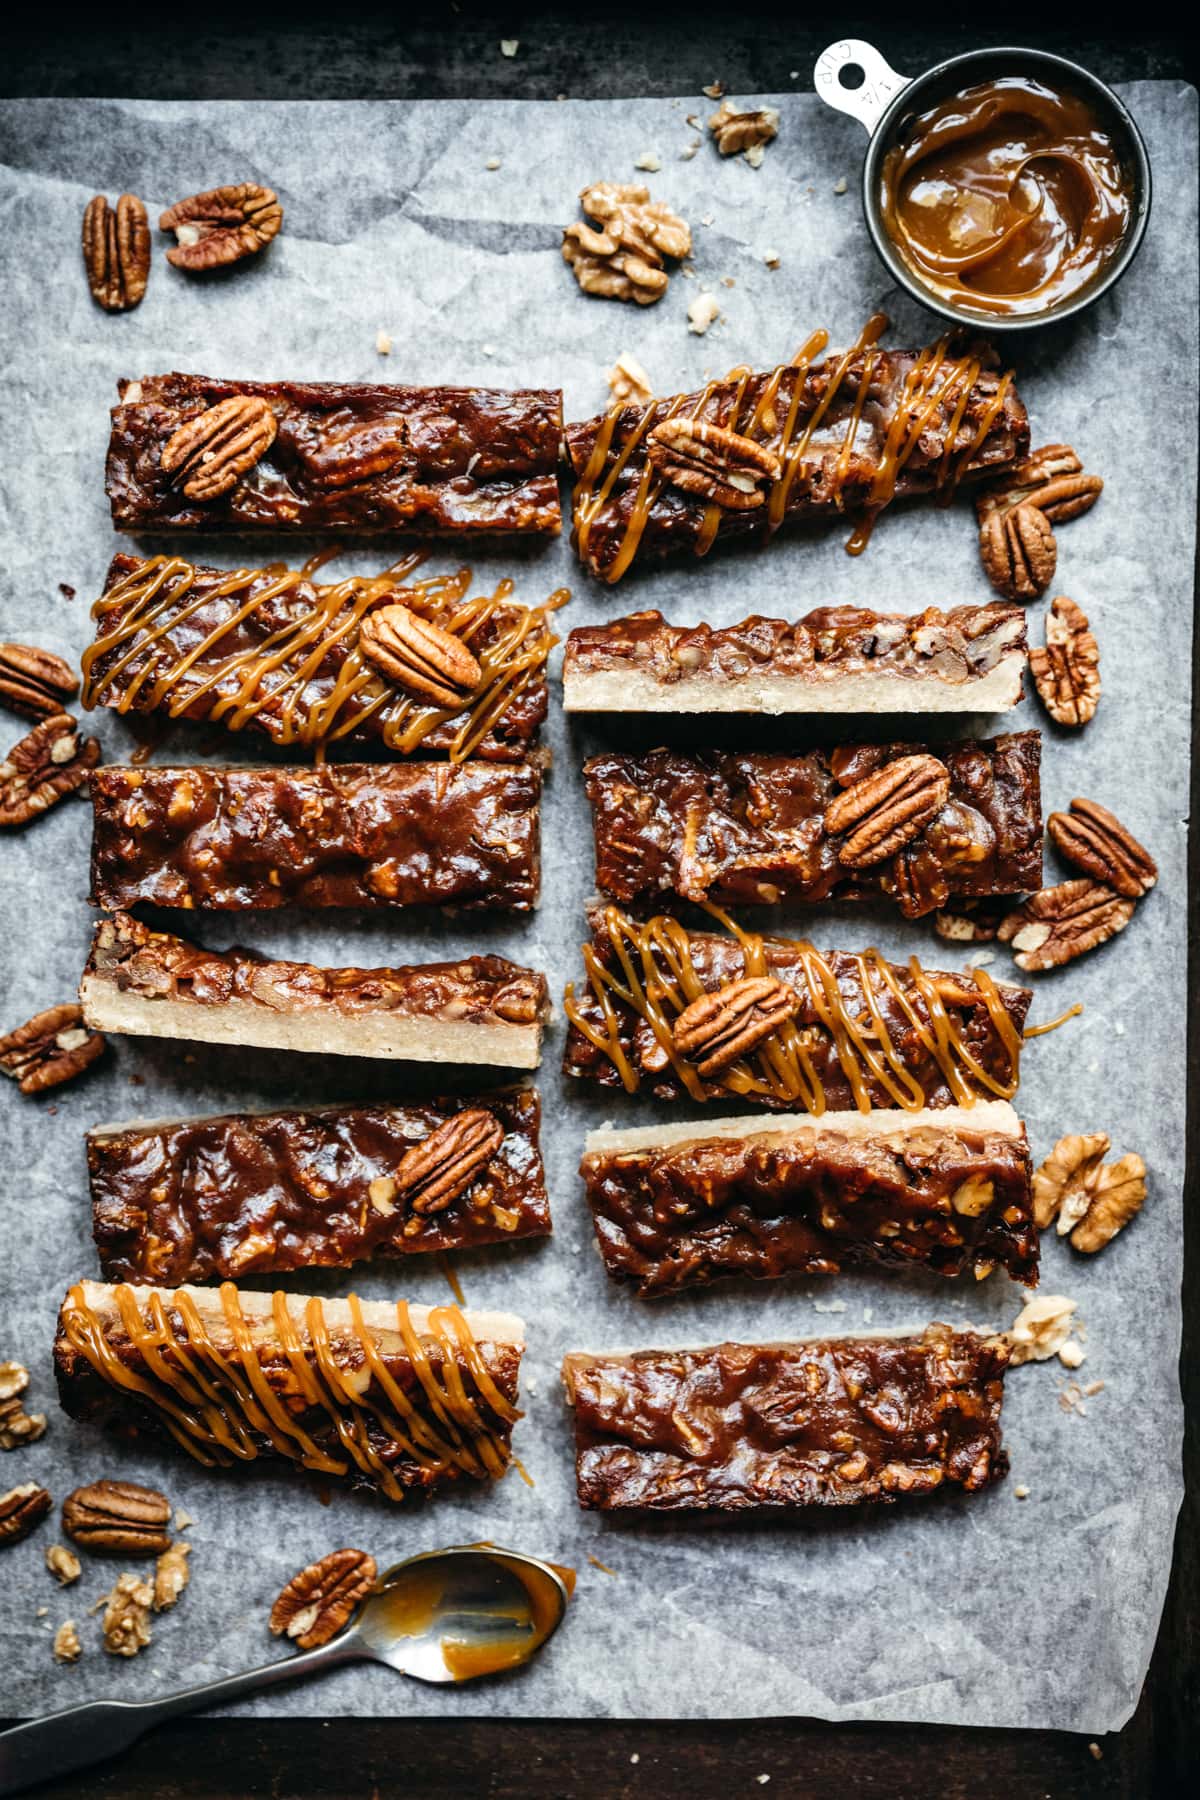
(813, 40, 911, 135)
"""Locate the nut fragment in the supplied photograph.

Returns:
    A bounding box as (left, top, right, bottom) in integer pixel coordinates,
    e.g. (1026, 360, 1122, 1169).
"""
(563, 182, 691, 305)
(979, 500, 1057, 601)
(607, 352, 654, 407)
(100, 1571, 154, 1656)
(0, 1361, 47, 1449)
(933, 897, 1007, 943)
(269, 1549, 377, 1650)
(1071, 1154, 1147, 1253)
(1047, 798, 1157, 900)
(63, 1480, 172, 1555)
(1006, 1294, 1078, 1365)
(976, 445, 1102, 603)
(708, 98, 779, 159)
(394, 1109, 505, 1215)
(154, 1540, 191, 1611)
(998, 879, 1134, 971)
(1028, 597, 1100, 727)
(53, 1620, 82, 1663)
(160, 395, 278, 502)
(160, 183, 283, 270)
(0, 1483, 52, 1547)
(81, 194, 150, 312)
(673, 976, 800, 1076)
(0, 714, 100, 829)
(646, 418, 782, 511)
(46, 1544, 82, 1586)
(824, 753, 951, 869)
(0, 1003, 105, 1095)
(359, 603, 483, 708)
(0, 644, 79, 721)
(1032, 1132, 1111, 1232)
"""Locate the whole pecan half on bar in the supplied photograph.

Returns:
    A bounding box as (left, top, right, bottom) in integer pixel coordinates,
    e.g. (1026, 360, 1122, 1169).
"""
(393, 1108, 505, 1216)
(160, 395, 278, 502)
(82, 194, 150, 312)
(1028, 596, 1100, 726)
(673, 975, 799, 1076)
(1047, 798, 1157, 900)
(359, 603, 483, 708)
(160, 183, 283, 271)
(0, 1003, 104, 1095)
(646, 419, 783, 511)
(998, 878, 1134, 972)
(62, 1480, 172, 1554)
(824, 753, 951, 869)
(976, 445, 1102, 603)
(270, 1549, 377, 1650)
(0, 644, 79, 722)
(0, 1483, 52, 1548)
(0, 714, 100, 828)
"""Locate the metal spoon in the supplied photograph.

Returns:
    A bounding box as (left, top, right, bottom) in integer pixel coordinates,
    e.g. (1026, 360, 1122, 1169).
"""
(0, 1544, 571, 1796)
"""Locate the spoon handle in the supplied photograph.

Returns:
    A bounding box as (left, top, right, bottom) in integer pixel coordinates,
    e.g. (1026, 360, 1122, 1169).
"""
(0, 1637, 362, 1796)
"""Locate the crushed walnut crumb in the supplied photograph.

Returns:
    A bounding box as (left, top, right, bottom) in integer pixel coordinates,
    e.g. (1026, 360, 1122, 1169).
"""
(45, 1544, 81, 1585)
(634, 151, 661, 173)
(687, 292, 721, 335)
(485, 157, 502, 171)
(53, 1620, 81, 1664)
(97, 1572, 154, 1657)
(607, 351, 654, 407)
(375, 331, 391, 356)
(1006, 1294, 1078, 1365)
(154, 1541, 191, 1612)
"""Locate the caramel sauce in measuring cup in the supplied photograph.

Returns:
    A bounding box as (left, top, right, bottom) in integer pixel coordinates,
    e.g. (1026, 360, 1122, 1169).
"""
(880, 76, 1134, 317)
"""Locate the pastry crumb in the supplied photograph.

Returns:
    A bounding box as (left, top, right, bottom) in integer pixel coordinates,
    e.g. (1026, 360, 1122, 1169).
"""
(745, 143, 765, 169)
(374, 331, 392, 357)
(482, 344, 496, 357)
(1089, 1743, 1103, 1760)
(1058, 1338, 1087, 1370)
(687, 292, 721, 335)
(680, 141, 701, 161)
(834, 176, 848, 195)
(485, 156, 502, 171)
(500, 39, 519, 58)
(630, 1753, 640, 1764)
(763, 248, 780, 268)
(634, 152, 661, 173)
(1014, 1484, 1030, 1499)
(702, 81, 725, 100)
(813, 1298, 845, 1314)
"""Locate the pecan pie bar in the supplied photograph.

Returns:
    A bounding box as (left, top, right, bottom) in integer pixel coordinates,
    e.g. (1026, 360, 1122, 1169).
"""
(81, 913, 549, 1068)
(563, 604, 1026, 714)
(90, 762, 541, 912)
(563, 1325, 1010, 1511)
(55, 1281, 524, 1499)
(585, 734, 1042, 918)
(563, 903, 1030, 1109)
(566, 335, 1028, 581)
(582, 1099, 1036, 1294)
(106, 374, 563, 536)
(89, 1088, 549, 1284)
(82, 553, 563, 762)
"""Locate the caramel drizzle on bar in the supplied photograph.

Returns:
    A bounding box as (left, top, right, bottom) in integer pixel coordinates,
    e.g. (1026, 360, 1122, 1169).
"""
(81, 551, 567, 761)
(573, 316, 1014, 581)
(563, 903, 1022, 1114)
(60, 1282, 521, 1499)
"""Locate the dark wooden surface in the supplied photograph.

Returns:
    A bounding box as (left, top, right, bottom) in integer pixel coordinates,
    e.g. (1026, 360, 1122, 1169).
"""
(3, 7, 1196, 1794)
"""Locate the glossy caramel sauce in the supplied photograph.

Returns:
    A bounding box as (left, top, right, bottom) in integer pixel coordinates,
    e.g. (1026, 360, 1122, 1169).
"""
(374, 1551, 572, 1681)
(880, 77, 1134, 317)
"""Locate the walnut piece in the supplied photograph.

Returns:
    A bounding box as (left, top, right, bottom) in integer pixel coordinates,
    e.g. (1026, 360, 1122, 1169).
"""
(0, 1361, 47, 1449)
(0, 714, 100, 829)
(607, 352, 654, 407)
(53, 1620, 82, 1663)
(563, 182, 691, 305)
(0, 643, 79, 722)
(359, 603, 482, 708)
(708, 98, 779, 159)
(63, 1480, 172, 1554)
(46, 1544, 82, 1585)
(1032, 1131, 1111, 1231)
(824, 753, 951, 870)
(646, 418, 782, 511)
(998, 878, 1134, 972)
(0, 1483, 52, 1547)
(160, 395, 278, 502)
(1071, 1154, 1147, 1253)
(1006, 1294, 1078, 1365)
(976, 445, 1102, 603)
(1029, 596, 1100, 726)
(1047, 798, 1157, 900)
(269, 1549, 377, 1650)
(81, 194, 150, 313)
(394, 1108, 504, 1215)
(673, 976, 800, 1077)
(100, 1572, 154, 1657)
(154, 1540, 191, 1611)
(0, 1003, 105, 1095)
(160, 183, 283, 271)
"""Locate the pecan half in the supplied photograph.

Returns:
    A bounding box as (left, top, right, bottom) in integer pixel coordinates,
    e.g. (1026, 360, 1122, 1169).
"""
(673, 975, 799, 1076)
(270, 1549, 377, 1650)
(1029, 596, 1100, 727)
(0, 644, 79, 721)
(1070, 1153, 1147, 1253)
(646, 418, 783, 511)
(979, 501, 1056, 602)
(81, 194, 150, 312)
(976, 444, 1104, 529)
(160, 183, 283, 271)
(824, 753, 951, 869)
(998, 878, 1135, 971)
(62, 1480, 172, 1554)
(563, 182, 691, 305)
(1047, 798, 1157, 900)
(359, 603, 483, 708)
(394, 1109, 504, 1215)
(0, 1361, 47, 1449)
(160, 395, 278, 502)
(0, 1003, 105, 1095)
(708, 98, 779, 158)
(0, 714, 100, 829)
(1, 1484, 52, 1548)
